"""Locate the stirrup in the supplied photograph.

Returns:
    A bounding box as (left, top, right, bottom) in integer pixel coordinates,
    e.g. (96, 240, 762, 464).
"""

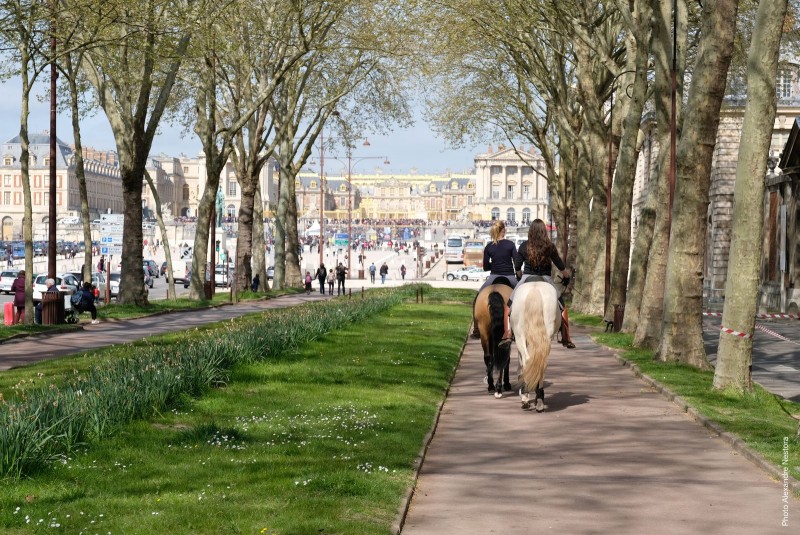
(498, 335, 513, 349)
(563, 340, 576, 349)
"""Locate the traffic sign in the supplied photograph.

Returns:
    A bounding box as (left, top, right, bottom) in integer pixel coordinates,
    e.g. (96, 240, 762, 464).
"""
(101, 245, 122, 255)
(101, 214, 124, 224)
(334, 233, 349, 246)
(100, 225, 123, 235)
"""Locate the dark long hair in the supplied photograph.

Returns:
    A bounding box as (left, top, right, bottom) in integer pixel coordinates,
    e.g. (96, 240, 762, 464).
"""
(526, 219, 554, 267)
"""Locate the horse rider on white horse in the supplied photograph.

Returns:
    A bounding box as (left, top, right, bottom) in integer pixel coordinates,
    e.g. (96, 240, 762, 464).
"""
(499, 218, 575, 350)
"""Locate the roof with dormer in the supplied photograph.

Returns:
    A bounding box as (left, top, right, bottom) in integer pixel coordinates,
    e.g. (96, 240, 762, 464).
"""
(2, 133, 73, 168)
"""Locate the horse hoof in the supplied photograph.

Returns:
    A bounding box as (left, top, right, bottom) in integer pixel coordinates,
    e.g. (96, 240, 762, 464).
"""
(483, 376, 488, 384)
(503, 383, 513, 392)
(487, 384, 494, 393)
(494, 392, 502, 399)
(535, 399, 545, 412)
(521, 401, 530, 410)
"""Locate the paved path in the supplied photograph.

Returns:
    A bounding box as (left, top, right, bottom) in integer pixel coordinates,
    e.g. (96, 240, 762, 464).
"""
(0, 293, 332, 370)
(400, 327, 799, 534)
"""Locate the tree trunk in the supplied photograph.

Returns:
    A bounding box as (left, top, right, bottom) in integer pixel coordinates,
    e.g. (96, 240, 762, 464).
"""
(235, 180, 256, 292)
(714, 0, 788, 390)
(656, 0, 739, 368)
(622, 206, 655, 333)
(143, 170, 176, 300)
(634, 0, 687, 349)
(252, 186, 269, 291)
(118, 164, 148, 306)
(189, 165, 222, 300)
(608, 7, 653, 321)
(284, 166, 302, 287)
(19, 50, 34, 325)
(65, 55, 94, 283)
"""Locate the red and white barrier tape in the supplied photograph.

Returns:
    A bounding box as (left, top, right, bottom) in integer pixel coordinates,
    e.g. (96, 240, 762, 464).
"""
(704, 311, 800, 320)
(719, 325, 753, 339)
(755, 323, 800, 346)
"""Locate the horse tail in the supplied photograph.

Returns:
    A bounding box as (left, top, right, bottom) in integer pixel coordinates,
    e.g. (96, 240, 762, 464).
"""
(520, 286, 551, 391)
(488, 291, 506, 367)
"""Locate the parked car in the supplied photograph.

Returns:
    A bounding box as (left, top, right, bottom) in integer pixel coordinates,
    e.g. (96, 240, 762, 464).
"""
(183, 268, 191, 289)
(108, 272, 150, 299)
(143, 259, 159, 278)
(160, 261, 168, 277)
(266, 266, 275, 280)
(108, 273, 121, 298)
(446, 266, 489, 282)
(0, 269, 19, 294)
(143, 267, 154, 288)
(32, 273, 79, 301)
(214, 265, 235, 287)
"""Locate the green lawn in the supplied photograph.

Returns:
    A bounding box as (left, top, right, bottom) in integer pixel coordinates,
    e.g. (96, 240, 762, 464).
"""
(0, 290, 473, 534)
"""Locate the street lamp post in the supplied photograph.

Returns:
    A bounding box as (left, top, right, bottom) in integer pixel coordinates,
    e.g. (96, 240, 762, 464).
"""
(319, 129, 325, 268)
(339, 148, 389, 276)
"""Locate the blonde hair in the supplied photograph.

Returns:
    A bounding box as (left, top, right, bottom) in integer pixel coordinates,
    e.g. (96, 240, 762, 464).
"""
(490, 220, 506, 244)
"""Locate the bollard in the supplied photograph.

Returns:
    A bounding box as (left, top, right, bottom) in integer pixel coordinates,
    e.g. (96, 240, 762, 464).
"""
(421, 287, 424, 304)
(613, 304, 625, 332)
(358, 269, 365, 280)
(416, 289, 419, 303)
(348, 288, 351, 299)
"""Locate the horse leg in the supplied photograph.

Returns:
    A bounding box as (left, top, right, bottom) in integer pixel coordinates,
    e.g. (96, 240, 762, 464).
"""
(535, 384, 545, 413)
(503, 361, 512, 391)
(519, 383, 531, 410)
(484, 354, 494, 392)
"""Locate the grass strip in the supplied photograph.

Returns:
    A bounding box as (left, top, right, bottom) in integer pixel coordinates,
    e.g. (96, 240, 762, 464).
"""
(0, 290, 473, 534)
(0, 286, 427, 479)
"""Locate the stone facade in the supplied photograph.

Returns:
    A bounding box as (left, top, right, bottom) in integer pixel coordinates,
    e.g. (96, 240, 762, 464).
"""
(473, 146, 550, 224)
(631, 100, 800, 305)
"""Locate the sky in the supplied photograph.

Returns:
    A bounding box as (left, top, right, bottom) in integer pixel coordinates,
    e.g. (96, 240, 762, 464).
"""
(0, 80, 482, 176)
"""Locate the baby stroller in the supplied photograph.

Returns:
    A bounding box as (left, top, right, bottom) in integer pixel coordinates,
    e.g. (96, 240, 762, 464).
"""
(65, 290, 92, 324)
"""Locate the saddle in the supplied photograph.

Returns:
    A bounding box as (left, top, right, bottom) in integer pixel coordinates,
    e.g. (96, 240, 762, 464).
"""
(489, 275, 516, 289)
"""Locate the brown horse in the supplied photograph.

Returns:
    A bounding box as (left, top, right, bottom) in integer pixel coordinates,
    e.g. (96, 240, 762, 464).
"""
(473, 281, 514, 397)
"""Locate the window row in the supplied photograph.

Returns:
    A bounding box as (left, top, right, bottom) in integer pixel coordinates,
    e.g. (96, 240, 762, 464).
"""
(1, 191, 62, 205)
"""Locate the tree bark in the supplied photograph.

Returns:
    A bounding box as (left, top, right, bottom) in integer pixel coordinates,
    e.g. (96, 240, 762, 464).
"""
(714, 0, 788, 390)
(252, 186, 269, 291)
(656, 0, 740, 368)
(607, 3, 653, 321)
(634, 0, 687, 349)
(65, 55, 94, 284)
(622, 206, 655, 333)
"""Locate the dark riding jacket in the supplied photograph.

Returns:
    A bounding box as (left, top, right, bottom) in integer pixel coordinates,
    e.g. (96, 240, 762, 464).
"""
(515, 240, 565, 276)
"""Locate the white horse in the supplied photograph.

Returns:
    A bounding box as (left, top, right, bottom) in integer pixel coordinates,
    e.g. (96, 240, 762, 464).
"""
(510, 281, 561, 411)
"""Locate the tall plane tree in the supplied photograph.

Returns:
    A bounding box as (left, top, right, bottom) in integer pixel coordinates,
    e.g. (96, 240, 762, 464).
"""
(714, 0, 789, 390)
(657, 0, 740, 367)
(77, 0, 198, 305)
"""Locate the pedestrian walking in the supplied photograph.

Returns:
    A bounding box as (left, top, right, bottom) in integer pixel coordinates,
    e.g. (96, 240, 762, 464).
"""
(11, 269, 26, 324)
(316, 264, 327, 294)
(400, 264, 406, 280)
(304, 271, 313, 294)
(369, 262, 376, 283)
(336, 263, 347, 295)
(327, 268, 335, 295)
(379, 262, 388, 284)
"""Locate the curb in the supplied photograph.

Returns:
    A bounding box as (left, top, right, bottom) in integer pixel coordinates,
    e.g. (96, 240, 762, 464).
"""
(612, 349, 800, 495)
(391, 324, 469, 534)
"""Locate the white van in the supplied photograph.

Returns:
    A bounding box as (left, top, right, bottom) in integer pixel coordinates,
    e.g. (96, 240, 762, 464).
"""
(444, 236, 465, 264)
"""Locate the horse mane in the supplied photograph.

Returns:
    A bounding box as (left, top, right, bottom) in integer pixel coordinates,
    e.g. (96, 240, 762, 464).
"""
(520, 286, 552, 391)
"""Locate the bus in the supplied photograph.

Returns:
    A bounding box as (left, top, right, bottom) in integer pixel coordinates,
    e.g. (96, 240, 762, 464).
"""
(463, 240, 486, 268)
(444, 236, 465, 264)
